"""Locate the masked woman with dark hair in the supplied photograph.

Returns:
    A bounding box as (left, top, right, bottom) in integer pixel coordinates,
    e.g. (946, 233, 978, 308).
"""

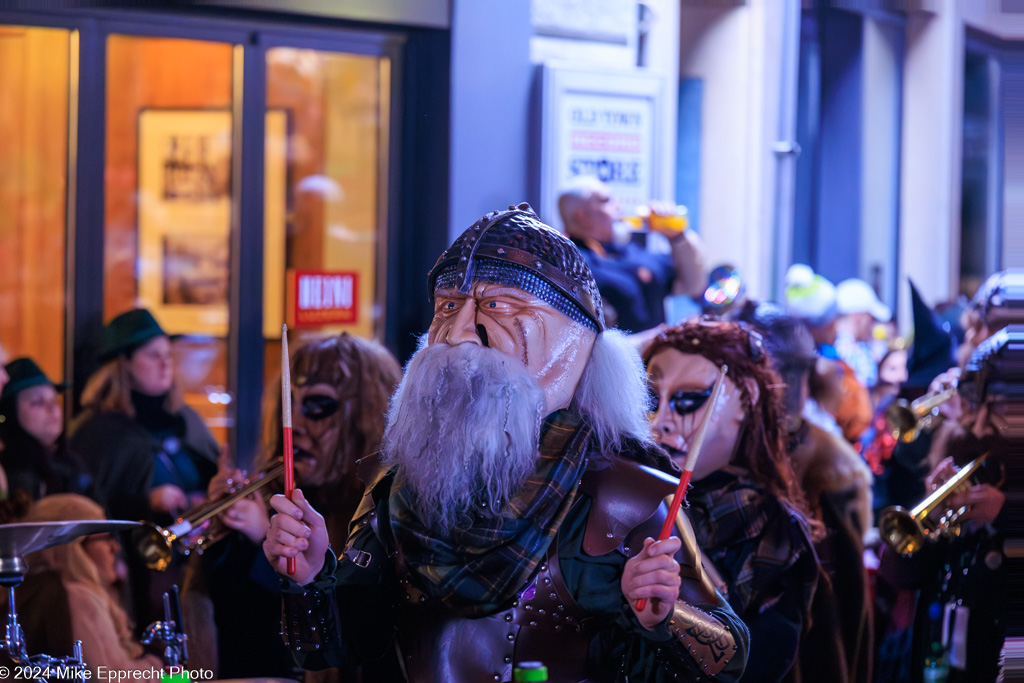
(644, 319, 821, 683)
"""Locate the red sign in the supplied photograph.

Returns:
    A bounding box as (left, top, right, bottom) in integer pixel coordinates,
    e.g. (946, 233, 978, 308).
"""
(570, 130, 641, 153)
(287, 270, 359, 328)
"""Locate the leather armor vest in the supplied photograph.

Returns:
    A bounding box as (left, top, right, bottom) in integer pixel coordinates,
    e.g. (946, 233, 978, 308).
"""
(282, 455, 736, 682)
(365, 456, 699, 683)
(393, 544, 598, 683)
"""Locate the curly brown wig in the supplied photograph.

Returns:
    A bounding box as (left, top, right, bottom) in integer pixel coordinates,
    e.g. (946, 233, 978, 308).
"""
(643, 318, 812, 519)
(259, 333, 402, 484)
(257, 333, 402, 546)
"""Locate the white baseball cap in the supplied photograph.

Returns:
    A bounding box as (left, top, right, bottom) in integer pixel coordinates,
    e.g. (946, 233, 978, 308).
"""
(836, 278, 891, 322)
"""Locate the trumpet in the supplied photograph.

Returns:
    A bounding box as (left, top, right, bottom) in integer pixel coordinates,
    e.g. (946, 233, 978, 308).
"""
(878, 452, 988, 556)
(134, 461, 285, 571)
(885, 387, 958, 443)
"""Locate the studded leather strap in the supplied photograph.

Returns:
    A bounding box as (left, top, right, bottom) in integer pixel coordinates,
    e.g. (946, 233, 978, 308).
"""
(394, 541, 597, 682)
(281, 585, 341, 653)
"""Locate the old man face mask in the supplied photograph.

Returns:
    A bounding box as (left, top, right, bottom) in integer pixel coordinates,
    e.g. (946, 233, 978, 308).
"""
(425, 203, 604, 413)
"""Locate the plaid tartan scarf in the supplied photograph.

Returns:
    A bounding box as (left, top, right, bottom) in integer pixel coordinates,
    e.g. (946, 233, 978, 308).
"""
(686, 465, 817, 619)
(388, 409, 592, 616)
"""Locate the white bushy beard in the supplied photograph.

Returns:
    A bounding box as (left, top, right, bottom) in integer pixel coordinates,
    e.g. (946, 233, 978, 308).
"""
(382, 342, 546, 531)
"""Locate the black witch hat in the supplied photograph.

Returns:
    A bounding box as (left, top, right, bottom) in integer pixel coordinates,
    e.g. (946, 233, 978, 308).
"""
(905, 280, 958, 389)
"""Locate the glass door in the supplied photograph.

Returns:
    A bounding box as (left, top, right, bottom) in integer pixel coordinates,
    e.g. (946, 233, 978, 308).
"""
(104, 34, 236, 442)
(101, 25, 395, 456)
(262, 46, 391, 388)
(0, 9, 401, 461)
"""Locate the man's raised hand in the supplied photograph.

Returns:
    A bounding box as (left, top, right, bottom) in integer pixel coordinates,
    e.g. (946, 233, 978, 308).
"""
(264, 488, 329, 585)
(622, 536, 682, 630)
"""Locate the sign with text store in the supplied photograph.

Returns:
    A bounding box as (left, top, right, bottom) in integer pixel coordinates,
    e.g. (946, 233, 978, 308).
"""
(559, 93, 653, 212)
(538, 65, 664, 232)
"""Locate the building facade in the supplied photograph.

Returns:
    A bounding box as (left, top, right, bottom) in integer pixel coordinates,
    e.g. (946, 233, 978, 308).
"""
(0, 0, 1019, 464)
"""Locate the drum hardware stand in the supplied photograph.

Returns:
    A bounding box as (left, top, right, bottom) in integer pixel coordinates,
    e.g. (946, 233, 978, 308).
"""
(0, 520, 142, 683)
(142, 586, 188, 667)
(0, 558, 87, 683)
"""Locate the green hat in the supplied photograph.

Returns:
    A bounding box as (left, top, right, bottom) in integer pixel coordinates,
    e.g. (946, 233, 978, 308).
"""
(1, 357, 65, 404)
(98, 309, 169, 362)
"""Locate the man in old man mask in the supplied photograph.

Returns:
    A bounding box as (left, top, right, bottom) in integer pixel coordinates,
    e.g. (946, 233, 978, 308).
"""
(264, 204, 748, 682)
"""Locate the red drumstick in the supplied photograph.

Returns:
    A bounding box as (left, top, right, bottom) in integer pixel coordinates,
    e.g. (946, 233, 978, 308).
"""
(635, 364, 728, 612)
(282, 324, 296, 576)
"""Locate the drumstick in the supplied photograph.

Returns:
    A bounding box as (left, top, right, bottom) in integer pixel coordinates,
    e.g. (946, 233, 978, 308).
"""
(282, 324, 295, 576)
(635, 364, 728, 612)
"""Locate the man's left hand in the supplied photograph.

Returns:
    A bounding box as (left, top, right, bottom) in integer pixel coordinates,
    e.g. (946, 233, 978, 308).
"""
(220, 495, 271, 544)
(622, 536, 682, 630)
(666, 229, 707, 298)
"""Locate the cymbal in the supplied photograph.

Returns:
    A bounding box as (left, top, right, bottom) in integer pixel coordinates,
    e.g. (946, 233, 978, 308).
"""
(0, 520, 140, 560)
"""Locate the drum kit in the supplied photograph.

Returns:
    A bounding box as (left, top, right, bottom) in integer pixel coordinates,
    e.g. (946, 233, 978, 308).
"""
(0, 520, 188, 682)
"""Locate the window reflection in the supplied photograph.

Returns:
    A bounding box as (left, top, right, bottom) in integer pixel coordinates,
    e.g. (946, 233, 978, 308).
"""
(263, 48, 388, 387)
(105, 35, 234, 441)
(0, 25, 71, 382)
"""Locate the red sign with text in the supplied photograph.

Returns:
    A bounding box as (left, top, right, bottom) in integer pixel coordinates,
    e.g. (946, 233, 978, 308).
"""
(287, 270, 359, 328)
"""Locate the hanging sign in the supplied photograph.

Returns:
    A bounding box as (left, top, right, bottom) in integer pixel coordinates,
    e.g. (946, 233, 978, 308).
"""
(560, 92, 653, 210)
(287, 270, 359, 327)
(539, 65, 664, 232)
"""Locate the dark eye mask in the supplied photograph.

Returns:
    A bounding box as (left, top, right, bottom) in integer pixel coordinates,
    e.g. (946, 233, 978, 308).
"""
(301, 394, 341, 421)
(651, 387, 713, 416)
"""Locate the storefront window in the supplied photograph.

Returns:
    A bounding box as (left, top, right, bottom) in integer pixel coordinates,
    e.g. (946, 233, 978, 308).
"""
(105, 35, 234, 442)
(0, 25, 71, 384)
(263, 48, 389, 384)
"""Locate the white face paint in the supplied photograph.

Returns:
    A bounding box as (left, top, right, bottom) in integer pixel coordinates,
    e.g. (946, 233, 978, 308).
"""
(647, 348, 748, 481)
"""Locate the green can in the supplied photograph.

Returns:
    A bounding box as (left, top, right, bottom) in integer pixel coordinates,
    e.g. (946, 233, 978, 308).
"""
(513, 661, 548, 682)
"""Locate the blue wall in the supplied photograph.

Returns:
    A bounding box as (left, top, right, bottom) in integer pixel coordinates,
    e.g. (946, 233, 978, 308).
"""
(814, 10, 863, 281)
(794, 9, 864, 283)
(449, 0, 533, 239)
(677, 78, 703, 234)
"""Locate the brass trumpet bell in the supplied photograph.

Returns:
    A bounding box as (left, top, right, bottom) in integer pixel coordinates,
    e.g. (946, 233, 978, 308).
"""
(884, 402, 918, 444)
(134, 525, 179, 572)
(133, 460, 285, 571)
(878, 453, 988, 556)
(885, 387, 957, 443)
(877, 505, 926, 556)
